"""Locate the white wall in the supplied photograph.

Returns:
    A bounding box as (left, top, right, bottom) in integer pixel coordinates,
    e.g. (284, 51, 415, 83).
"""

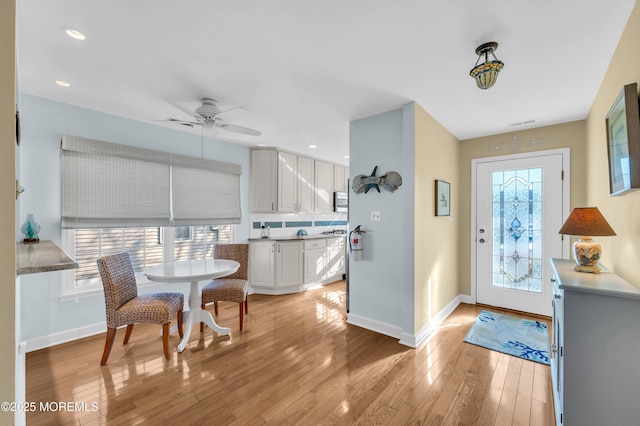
(348, 105, 414, 339)
(18, 94, 251, 345)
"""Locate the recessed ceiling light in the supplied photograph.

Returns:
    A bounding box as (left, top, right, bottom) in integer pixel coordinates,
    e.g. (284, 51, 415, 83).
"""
(55, 80, 71, 87)
(64, 27, 86, 40)
(308, 145, 317, 149)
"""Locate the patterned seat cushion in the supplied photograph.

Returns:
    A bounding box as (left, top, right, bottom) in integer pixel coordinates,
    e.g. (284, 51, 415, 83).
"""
(202, 278, 248, 304)
(113, 292, 184, 327)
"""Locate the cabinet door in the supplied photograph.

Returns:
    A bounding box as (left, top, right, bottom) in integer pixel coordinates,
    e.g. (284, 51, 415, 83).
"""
(315, 160, 334, 212)
(250, 150, 277, 212)
(326, 238, 346, 277)
(278, 151, 298, 212)
(304, 249, 325, 284)
(333, 165, 346, 192)
(250, 242, 275, 288)
(297, 156, 315, 213)
(276, 242, 302, 287)
(551, 276, 564, 422)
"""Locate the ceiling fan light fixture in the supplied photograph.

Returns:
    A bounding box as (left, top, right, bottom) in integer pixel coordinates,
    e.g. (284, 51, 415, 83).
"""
(64, 27, 86, 40)
(469, 42, 504, 90)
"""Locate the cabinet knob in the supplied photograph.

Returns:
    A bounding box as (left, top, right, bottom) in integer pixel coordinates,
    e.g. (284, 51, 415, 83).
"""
(554, 294, 561, 299)
(550, 278, 556, 282)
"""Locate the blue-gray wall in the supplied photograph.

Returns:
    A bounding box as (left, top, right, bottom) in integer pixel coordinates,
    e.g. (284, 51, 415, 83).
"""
(348, 104, 415, 339)
(18, 94, 251, 345)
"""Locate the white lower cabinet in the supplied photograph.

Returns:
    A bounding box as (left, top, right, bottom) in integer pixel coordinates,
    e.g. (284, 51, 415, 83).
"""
(304, 239, 326, 284)
(250, 237, 346, 294)
(276, 241, 303, 287)
(250, 241, 275, 288)
(550, 258, 640, 426)
(326, 238, 346, 277)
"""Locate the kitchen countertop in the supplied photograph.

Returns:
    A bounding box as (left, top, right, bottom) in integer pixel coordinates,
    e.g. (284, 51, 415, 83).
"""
(248, 234, 347, 242)
(16, 240, 79, 275)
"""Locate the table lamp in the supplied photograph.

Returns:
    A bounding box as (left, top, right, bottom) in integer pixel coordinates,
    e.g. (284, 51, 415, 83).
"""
(558, 207, 616, 273)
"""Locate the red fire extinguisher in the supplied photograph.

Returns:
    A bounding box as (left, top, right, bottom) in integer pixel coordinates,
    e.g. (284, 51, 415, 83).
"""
(349, 225, 365, 261)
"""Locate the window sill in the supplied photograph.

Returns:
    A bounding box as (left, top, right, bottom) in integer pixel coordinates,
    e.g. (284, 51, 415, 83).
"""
(58, 277, 166, 302)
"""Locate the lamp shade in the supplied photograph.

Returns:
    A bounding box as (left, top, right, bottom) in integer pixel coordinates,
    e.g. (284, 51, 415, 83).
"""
(558, 207, 616, 236)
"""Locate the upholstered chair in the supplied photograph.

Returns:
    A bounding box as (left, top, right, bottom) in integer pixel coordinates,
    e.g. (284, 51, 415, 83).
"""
(97, 252, 184, 365)
(201, 244, 249, 331)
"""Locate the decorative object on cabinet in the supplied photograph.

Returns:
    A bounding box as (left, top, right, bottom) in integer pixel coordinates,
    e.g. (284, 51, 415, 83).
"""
(469, 42, 504, 90)
(435, 180, 451, 216)
(21, 213, 41, 244)
(464, 310, 550, 365)
(351, 166, 402, 194)
(558, 207, 616, 273)
(606, 82, 640, 196)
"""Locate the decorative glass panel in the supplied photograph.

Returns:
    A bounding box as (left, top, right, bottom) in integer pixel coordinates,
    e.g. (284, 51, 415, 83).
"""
(492, 168, 542, 293)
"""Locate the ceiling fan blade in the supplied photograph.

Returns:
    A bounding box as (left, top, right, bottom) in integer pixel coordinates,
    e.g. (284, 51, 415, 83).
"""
(216, 122, 262, 136)
(155, 118, 200, 128)
(214, 106, 246, 120)
(166, 99, 200, 120)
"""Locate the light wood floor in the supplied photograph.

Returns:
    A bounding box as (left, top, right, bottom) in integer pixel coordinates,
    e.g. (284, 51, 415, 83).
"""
(26, 281, 555, 425)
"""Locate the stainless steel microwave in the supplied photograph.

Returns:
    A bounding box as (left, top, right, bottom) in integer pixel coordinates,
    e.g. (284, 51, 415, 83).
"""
(334, 191, 348, 212)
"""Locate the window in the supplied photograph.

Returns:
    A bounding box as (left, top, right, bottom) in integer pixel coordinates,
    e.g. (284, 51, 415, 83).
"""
(61, 225, 234, 300)
(59, 134, 241, 300)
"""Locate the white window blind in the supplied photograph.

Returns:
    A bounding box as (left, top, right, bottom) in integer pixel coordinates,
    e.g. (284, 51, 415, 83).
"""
(61, 134, 242, 228)
(172, 165, 241, 225)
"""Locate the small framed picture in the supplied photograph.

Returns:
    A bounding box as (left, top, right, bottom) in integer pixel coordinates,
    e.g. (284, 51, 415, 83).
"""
(435, 180, 450, 216)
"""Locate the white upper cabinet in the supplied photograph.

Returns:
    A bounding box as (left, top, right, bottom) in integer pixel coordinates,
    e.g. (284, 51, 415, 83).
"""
(250, 150, 277, 212)
(333, 165, 349, 192)
(250, 148, 348, 213)
(315, 160, 334, 213)
(277, 151, 298, 212)
(297, 156, 315, 213)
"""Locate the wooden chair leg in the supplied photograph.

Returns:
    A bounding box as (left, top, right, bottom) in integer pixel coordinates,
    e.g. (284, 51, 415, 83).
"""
(123, 324, 134, 344)
(245, 295, 248, 314)
(239, 302, 244, 331)
(214, 301, 219, 315)
(100, 327, 117, 366)
(200, 303, 205, 332)
(177, 309, 184, 338)
(162, 323, 170, 360)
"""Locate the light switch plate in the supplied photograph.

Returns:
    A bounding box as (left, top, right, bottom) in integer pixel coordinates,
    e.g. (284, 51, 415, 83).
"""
(371, 211, 381, 221)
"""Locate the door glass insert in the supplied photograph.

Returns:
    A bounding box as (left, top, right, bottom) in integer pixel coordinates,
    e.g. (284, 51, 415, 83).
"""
(492, 168, 542, 293)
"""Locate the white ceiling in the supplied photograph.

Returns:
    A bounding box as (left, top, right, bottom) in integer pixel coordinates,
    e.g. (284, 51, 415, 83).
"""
(17, 0, 636, 165)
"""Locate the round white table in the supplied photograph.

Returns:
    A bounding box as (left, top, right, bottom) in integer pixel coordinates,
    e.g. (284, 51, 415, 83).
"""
(144, 258, 240, 353)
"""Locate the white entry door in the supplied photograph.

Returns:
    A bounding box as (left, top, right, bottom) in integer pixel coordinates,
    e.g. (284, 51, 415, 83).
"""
(474, 150, 568, 316)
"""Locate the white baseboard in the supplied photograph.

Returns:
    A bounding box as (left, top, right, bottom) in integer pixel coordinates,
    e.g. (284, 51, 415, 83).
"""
(25, 322, 106, 353)
(348, 294, 472, 349)
(346, 314, 403, 341)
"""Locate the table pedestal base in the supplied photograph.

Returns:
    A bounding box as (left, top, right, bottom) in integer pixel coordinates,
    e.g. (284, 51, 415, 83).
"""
(177, 280, 231, 353)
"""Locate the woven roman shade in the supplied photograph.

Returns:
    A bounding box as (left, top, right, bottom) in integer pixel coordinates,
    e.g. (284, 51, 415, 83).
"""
(61, 135, 242, 228)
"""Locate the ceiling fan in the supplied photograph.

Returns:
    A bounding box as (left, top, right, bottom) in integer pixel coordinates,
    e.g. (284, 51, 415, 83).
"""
(161, 98, 262, 136)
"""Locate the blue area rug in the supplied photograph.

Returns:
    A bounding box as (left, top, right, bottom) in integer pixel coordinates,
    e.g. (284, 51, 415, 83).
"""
(463, 310, 550, 365)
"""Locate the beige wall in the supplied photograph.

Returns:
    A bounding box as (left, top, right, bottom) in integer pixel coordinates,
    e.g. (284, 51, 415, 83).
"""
(0, 0, 16, 424)
(585, 1, 640, 285)
(414, 103, 460, 331)
(458, 121, 588, 295)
